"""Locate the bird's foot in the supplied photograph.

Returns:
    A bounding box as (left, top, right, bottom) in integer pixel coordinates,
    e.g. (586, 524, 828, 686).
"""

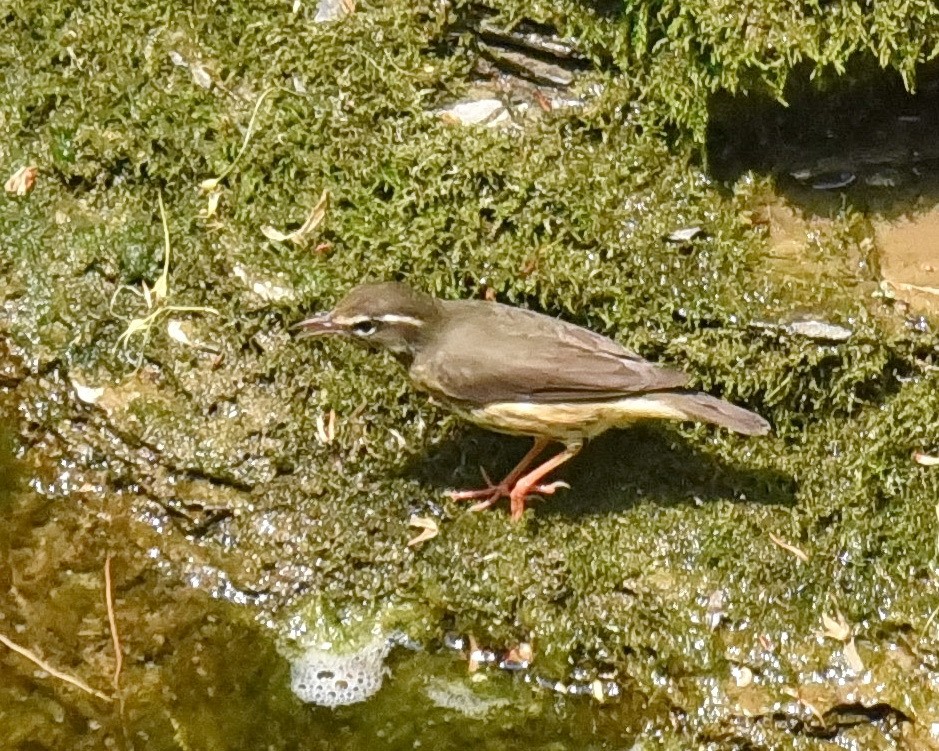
(447, 468, 568, 516)
(509, 481, 570, 521)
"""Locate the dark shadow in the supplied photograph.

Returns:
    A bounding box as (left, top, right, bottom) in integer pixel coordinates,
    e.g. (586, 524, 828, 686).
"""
(408, 424, 795, 519)
(707, 56, 939, 220)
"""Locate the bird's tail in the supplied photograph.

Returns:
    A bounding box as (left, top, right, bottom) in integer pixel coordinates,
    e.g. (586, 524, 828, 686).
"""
(652, 391, 770, 436)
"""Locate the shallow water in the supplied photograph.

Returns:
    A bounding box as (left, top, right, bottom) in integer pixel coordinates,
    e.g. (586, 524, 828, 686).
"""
(5, 3, 939, 748)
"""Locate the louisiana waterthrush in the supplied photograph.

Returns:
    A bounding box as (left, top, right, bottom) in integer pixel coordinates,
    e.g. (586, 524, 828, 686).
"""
(296, 282, 769, 521)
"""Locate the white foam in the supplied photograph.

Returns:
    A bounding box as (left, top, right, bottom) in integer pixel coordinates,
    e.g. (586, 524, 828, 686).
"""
(289, 637, 391, 707)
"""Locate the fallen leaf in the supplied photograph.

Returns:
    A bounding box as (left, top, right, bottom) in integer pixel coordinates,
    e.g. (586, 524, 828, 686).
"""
(821, 611, 851, 642)
(666, 226, 703, 243)
(437, 99, 508, 127)
(71, 377, 105, 405)
(734, 665, 753, 688)
(190, 63, 213, 89)
(166, 320, 194, 347)
(407, 515, 438, 547)
(467, 634, 479, 673)
(5, 165, 37, 196)
(843, 638, 864, 672)
(913, 451, 939, 466)
(705, 589, 726, 631)
(768, 532, 810, 563)
(261, 190, 329, 246)
(260, 226, 292, 242)
(782, 686, 827, 727)
(201, 189, 221, 219)
(315, 410, 336, 444)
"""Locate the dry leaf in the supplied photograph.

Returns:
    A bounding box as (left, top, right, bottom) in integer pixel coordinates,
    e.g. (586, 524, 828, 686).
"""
(913, 451, 939, 466)
(260, 225, 292, 242)
(71, 377, 105, 404)
(166, 320, 194, 346)
(666, 226, 703, 243)
(5, 165, 37, 196)
(467, 634, 479, 673)
(202, 189, 221, 218)
(407, 515, 438, 547)
(261, 190, 329, 246)
(821, 612, 851, 642)
(315, 410, 336, 444)
(734, 666, 753, 688)
(768, 532, 810, 563)
(782, 687, 827, 727)
(843, 638, 864, 672)
(190, 63, 213, 89)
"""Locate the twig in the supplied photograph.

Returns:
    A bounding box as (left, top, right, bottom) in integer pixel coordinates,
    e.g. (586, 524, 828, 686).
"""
(0, 631, 112, 702)
(104, 554, 122, 691)
(200, 87, 277, 190)
(768, 532, 810, 563)
(888, 280, 939, 297)
(105, 555, 131, 751)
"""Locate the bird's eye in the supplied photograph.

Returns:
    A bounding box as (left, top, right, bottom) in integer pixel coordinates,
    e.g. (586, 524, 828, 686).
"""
(351, 320, 377, 336)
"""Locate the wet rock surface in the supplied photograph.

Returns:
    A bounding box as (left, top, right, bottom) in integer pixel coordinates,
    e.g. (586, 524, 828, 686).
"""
(4, 1, 939, 748)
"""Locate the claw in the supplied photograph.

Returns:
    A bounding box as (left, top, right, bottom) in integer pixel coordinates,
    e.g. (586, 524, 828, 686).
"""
(447, 485, 507, 502)
(532, 480, 569, 495)
(445, 439, 578, 521)
(468, 497, 500, 512)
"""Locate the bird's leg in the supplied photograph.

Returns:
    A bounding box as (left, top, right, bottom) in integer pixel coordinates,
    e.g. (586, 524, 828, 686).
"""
(509, 442, 582, 521)
(448, 437, 551, 508)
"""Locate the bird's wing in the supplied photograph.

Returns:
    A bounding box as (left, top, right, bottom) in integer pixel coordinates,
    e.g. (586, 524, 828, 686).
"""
(409, 302, 689, 405)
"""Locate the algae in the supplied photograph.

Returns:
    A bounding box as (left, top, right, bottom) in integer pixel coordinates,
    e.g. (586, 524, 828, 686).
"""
(3, 0, 939, 747)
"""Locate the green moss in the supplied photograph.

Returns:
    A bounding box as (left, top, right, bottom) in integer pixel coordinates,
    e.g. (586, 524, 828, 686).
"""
(3, 0, 939, 745)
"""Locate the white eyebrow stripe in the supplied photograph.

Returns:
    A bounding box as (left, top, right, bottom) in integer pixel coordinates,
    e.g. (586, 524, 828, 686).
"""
(374, 314, 425, 326)
(335, 314, 425, 327)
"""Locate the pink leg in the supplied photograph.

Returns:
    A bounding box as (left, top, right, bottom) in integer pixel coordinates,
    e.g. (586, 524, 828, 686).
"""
(509, 443, 582, 521)
(448, 438, 555, 511)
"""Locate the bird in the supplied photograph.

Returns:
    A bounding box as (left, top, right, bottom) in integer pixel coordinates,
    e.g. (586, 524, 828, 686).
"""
(295, 282, 770, 521)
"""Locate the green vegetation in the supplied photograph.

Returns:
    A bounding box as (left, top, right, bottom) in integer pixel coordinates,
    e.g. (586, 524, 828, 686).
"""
(3, 0, 939, 746)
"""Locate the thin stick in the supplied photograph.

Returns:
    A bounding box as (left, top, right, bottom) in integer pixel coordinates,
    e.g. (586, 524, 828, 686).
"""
(202, 87, 277, 188)
(104, 554, 122, 691)
(0, 631, 112, 702)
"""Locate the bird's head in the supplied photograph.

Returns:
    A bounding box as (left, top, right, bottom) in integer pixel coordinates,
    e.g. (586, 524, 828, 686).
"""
(293, 282, 440, 360)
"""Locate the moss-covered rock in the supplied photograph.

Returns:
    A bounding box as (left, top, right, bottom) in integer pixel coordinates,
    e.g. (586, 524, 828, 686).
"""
(4, 0, 939, 746)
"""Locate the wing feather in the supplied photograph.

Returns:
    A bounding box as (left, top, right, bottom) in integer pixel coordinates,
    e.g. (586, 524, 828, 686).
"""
(409, 301, 689, 405)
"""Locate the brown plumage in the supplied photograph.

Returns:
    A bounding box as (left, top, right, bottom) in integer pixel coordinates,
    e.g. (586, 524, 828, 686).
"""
(296, 282, 769, 520)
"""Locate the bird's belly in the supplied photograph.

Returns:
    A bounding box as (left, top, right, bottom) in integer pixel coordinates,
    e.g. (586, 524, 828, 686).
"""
(463, 396, 688, 442)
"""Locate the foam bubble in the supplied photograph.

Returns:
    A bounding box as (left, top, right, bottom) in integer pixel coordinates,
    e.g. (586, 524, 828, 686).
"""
(289, 636, 391, 707)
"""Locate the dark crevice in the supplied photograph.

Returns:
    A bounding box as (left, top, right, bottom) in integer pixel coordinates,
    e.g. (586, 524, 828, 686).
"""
(707, 56, 939, 217)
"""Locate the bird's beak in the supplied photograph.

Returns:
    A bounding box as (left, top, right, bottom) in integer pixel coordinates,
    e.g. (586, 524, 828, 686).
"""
(291, 311, 345, 339)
